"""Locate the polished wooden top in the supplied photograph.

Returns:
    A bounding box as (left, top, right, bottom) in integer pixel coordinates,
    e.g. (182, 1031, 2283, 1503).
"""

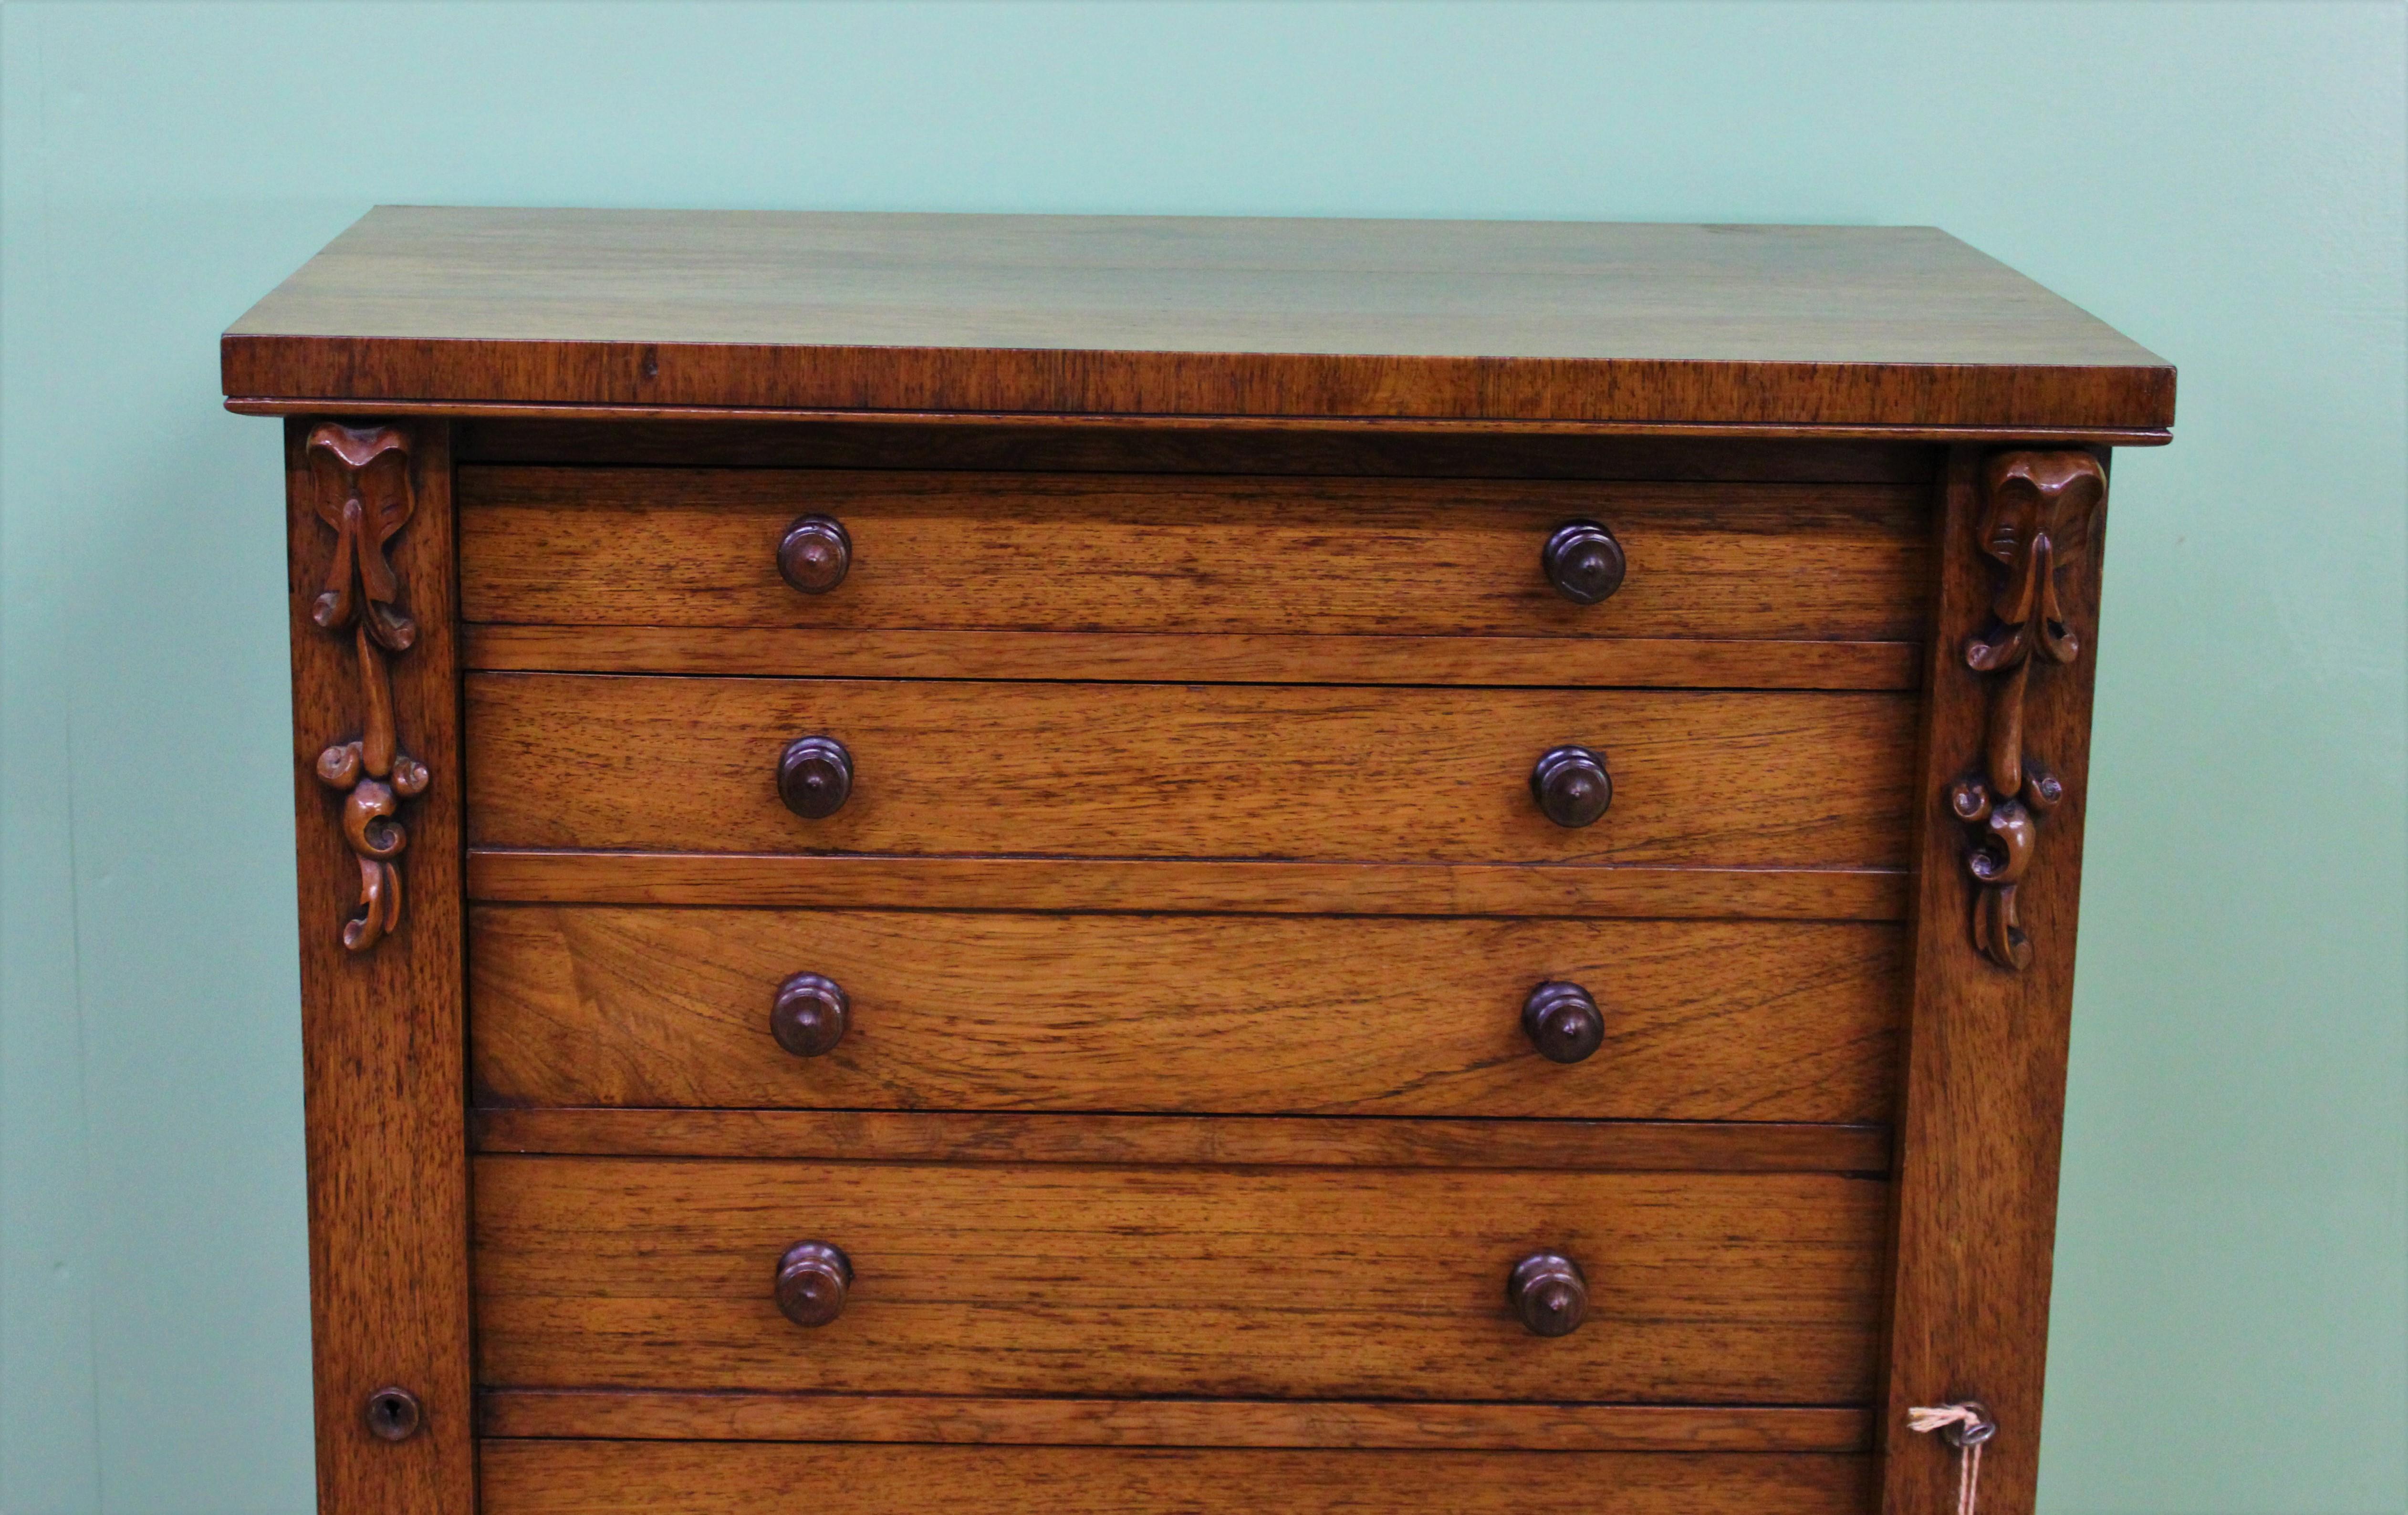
(223, 207, 2171, 432)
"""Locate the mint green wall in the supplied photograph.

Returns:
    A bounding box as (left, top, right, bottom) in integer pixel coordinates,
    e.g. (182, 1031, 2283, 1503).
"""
(3, 3, 2400, 1511)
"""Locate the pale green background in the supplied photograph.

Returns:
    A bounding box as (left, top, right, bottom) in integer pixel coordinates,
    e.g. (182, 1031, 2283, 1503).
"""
(2, 2, 2402, 1511)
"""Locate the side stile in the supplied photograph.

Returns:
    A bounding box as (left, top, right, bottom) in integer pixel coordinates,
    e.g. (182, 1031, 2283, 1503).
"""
(285, 416, 475, 1515)
(1881, 446, 2109, 1515)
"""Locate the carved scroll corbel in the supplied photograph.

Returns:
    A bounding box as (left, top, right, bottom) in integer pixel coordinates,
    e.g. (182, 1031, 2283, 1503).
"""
(1950, 451, 2103, 970)
(306, 424, 428, 952)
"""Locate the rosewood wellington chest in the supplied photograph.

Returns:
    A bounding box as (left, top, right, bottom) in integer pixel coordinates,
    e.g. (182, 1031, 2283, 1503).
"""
(224, 209, 2174, 1515)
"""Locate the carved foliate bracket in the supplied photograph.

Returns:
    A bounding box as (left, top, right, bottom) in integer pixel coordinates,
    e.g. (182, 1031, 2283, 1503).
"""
(306, 424, 428, 952)
(1948, 451, 2104, 970)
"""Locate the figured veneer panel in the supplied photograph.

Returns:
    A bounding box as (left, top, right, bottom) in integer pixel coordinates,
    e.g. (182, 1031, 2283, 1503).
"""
(221, 208, 2172, 429)
(469, 908, 1904, 1121)
(462, 675, 1917, 867)
(470, 1158, 1885, 1403)
(479, 1441, 1876, 1515)
(457, 469, 1930, 641)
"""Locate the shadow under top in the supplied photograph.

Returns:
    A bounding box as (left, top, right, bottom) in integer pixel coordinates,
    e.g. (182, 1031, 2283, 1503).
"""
(222, 207, 2174, 436)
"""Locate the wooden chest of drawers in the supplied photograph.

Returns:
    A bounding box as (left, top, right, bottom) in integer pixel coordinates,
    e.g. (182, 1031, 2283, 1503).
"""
(224, 209, 2173, 1515)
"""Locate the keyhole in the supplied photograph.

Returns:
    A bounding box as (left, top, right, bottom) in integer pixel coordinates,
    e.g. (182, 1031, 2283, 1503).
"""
(365, 1386, 423, 1442)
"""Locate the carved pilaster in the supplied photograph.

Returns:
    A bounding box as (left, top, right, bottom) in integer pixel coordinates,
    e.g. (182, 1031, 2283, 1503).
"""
(1947, 451, 2105, 970)
(305, 423, 429, 952)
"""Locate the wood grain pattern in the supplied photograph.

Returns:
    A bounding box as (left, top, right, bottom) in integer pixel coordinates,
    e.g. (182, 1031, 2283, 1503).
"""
(469, 1107, 1893, 1173)
(477, 1390, 1872, 1451)
(448, 416, 1955, 479)
(221, 208, 2173, 427)
(466, 850, 1911, 919)
(472, 1158, 1886, 1402)
(478, 1441, 1877, 1515)
(1879, 449, 2108, 1515)
(284, 419, 473, 1515)
(462, 623, 1921, 691)
(464, 675, 1918, 867)
(458, 467, 1931, 641)
(469, 908, 1905, 1121)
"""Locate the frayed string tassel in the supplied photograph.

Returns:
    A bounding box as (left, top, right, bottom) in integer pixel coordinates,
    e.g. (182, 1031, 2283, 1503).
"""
(1907, 1401, 1997, 1515)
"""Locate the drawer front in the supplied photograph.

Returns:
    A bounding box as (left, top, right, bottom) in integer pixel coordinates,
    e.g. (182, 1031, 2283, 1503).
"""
(471, 908, 1904, 1121)
(465, 675, 1916, 866)
(472, 1158, 1884, 1402)
(458, 467, 1929, 640)
(480, 1441, 1875, 1515)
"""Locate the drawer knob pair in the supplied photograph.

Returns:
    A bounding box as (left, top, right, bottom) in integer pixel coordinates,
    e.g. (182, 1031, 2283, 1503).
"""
(782, 733, 1608, 830)
(1543, 519, 1626, 604)
(770, 972, 1598, 1066)
(773, 1239, 1585, 1338)
(777, 515, 853, 594)
(781, 513, 1619, 607)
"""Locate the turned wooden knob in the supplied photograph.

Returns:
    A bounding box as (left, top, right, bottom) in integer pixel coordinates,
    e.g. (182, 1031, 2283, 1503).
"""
(778, 515, 853, 594)
(1543, 520, 1626, 604)
(771, 972, 849, 1057)
(778, 736, 853, 819)
(1530, 745, 1612, 828)
(1508, 1251, 1589, 1337)
(1522, 982, 1604, 1064)
(775, 1240, 854, 1327)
